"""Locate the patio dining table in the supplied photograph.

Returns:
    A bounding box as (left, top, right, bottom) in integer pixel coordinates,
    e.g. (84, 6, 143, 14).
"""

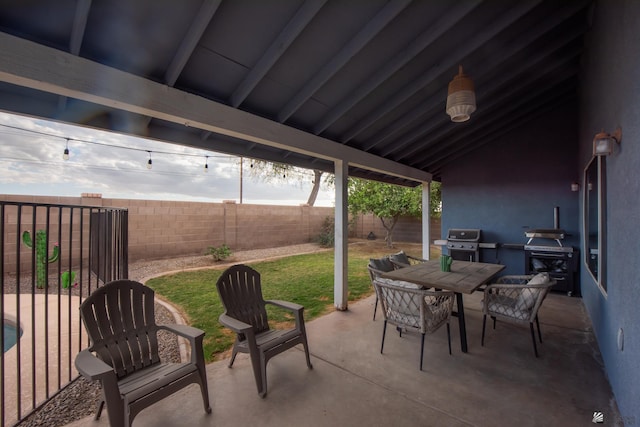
(380, 259, 505, 353)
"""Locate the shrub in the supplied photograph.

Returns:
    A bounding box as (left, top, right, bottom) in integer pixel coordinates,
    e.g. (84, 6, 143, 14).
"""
(317, 217, 335, 247)
(316, 216, 357, 247)
(206, 243, 232, 261)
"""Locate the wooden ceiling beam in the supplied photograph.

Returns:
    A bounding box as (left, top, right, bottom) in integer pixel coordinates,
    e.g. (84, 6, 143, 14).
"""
(340, 0, 542, 143)
(230, 0, 327, 108)
(276, 0, 411, 123)
(366, 4, 588, 155)
(312, 0, 481, 136)
(0, 31, 430, 183)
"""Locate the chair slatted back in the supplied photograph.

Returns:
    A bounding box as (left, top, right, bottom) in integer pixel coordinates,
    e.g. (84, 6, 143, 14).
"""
(216, 264, 270, 337)
(80, 280, 161, 379)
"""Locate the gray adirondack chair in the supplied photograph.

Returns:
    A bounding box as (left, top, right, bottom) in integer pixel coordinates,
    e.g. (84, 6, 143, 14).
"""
(75, 280, 211, 427)
(215, 264, 312, 398)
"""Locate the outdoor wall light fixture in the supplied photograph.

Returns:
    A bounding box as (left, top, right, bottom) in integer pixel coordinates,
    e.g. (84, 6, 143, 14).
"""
(446, 65, 476, 122)
(146, 151, 153, 169)
(593, 127, 622, 156)
(204, 155, 209, 173)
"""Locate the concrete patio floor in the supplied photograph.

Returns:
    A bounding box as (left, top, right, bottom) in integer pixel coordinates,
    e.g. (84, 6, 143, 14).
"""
(66, 291, 621, 427)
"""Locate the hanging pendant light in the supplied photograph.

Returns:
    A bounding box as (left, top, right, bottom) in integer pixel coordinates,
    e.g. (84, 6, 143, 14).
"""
(446, 65, 476, 122)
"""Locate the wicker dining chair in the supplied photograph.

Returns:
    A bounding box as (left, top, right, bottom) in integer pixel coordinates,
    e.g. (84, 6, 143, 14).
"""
(481, 273, 556, 357)
(75, 280, 211, 427)
(367, 257, 395, 320)
(373, 278, 455, 370)
(388, 250, 428, 269)
(215, 264, 313, 398)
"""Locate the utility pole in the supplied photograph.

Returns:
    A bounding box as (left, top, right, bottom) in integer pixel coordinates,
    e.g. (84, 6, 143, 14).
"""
(239, 157, 243, 204)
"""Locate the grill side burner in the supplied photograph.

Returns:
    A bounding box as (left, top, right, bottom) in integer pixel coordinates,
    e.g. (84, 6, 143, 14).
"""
(446, 229, 481, 262)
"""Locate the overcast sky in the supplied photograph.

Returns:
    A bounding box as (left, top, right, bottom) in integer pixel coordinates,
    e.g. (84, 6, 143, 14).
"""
(0, 112, 334, 206)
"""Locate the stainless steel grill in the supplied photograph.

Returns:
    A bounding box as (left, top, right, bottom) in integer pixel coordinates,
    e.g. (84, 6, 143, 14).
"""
(446, 229, 481, 262)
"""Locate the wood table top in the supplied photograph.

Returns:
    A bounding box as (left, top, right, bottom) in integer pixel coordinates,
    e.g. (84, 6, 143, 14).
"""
(381, 259, 505, 294)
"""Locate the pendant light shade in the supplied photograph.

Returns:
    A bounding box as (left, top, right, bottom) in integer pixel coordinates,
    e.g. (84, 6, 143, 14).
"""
(446, 65, 476, 122)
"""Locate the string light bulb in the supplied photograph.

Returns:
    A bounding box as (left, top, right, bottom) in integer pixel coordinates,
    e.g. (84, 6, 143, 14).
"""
(62, 139, 70, 160)
(146, 151, 153, 170)
(204, 156, 209, 173)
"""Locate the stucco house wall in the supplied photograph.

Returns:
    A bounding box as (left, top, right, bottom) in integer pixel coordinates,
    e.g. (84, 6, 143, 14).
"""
(577, 1, 640, 423)
(439, 104, 580, 275)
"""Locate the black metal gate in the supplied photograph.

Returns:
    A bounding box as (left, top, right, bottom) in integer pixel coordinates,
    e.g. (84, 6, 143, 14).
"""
(1, 201, 128, 426)
(90, 210, 128, 283)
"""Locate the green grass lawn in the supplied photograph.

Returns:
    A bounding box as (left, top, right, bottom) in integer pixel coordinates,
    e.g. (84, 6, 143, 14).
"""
(146, 241, 437, 362)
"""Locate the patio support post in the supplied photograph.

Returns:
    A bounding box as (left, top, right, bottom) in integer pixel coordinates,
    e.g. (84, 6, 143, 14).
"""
(334, 159, 349, 310)
(422, 181, 431, 260)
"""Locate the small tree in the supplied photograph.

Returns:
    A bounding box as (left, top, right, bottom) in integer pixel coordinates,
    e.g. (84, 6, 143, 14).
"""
(429, 181, 442, 218)
(348, 178, 422, 247)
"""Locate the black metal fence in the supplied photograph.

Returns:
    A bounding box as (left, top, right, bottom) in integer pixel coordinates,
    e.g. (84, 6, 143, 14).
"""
(0, 201, 128, 426)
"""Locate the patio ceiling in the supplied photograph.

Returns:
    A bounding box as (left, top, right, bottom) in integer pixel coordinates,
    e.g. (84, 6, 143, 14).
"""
(0, 0, 592, 184)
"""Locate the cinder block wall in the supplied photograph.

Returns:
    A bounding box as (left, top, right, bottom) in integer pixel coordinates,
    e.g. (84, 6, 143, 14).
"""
(96, 197, 336, 261)
(353, 213, 442, 243)
(1, 194, 440, 270)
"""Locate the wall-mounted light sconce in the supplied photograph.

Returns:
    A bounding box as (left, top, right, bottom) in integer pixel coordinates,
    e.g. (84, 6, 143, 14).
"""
(593, 127, 622, 156)
(571, 182, 580, 192)
(446, 65, 476, 122)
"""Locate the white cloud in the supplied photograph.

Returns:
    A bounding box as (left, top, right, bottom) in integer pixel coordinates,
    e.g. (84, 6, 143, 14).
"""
(0, 112, 335, 206)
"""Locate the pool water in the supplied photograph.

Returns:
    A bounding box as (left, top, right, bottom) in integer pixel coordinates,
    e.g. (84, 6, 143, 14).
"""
(3, 321, 22, 353)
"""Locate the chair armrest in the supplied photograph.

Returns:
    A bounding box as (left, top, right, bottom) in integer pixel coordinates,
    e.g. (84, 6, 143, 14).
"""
(266, 300, 306, 330)
(159, 324, 206, 365)
(266, 299, 303, 312)
(75, 349, 116, 382)
(390, 255, 426, 269)
(219, 313, 253, 334)
(159, 323, 205, 340)
(494, 275, 533, 285)
(389, 259, 410, 269)
(485, 281, 555, 292)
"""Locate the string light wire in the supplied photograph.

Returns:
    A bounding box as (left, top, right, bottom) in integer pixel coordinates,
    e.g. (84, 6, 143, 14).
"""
(0, 122, 318, 181)
(0, 122, 230, 162)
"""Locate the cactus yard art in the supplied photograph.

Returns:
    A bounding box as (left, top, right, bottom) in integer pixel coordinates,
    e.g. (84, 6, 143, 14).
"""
(61, 270, 77, 289)
(22, 230, 60, 289)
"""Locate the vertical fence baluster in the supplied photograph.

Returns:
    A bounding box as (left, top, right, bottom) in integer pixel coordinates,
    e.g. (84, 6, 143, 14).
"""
(1, 203, 6, 426)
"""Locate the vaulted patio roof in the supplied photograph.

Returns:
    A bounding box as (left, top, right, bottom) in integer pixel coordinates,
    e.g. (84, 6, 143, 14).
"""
(0, 0, 592, 184)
